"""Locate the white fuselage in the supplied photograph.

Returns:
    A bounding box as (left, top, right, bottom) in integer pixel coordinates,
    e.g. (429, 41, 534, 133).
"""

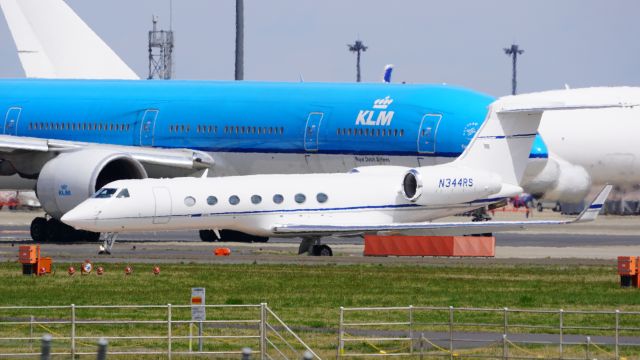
(62, 166, 510, 236)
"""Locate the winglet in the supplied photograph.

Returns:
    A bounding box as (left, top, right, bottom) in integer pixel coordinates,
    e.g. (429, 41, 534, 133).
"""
(574, 185, 613, 223)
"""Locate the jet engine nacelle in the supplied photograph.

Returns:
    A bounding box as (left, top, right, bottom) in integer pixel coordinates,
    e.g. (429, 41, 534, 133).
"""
(523, 155, 591, 202)
(401, 165, 502, 206)
(36, 149, 147, 219)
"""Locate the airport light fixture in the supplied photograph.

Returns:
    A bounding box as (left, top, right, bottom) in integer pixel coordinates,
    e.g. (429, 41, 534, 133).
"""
(348, 39, 368, 82)
(504, 44, 524, 95)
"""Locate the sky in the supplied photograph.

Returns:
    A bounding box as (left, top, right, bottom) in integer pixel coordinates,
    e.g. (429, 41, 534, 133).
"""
(0, 0, 639, 96)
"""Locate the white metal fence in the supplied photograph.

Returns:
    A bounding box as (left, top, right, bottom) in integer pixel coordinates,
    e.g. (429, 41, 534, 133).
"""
(337, 306, 640, 359)
(0, 303, 320, 359)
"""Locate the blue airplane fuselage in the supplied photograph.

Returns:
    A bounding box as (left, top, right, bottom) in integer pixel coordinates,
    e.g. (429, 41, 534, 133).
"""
(0, 79, 547, 175)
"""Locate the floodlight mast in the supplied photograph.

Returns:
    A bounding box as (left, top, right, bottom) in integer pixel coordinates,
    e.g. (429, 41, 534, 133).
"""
(503, 44, 524, 95)
(348, 39, 368, 82)
(235, 0, 244, 80)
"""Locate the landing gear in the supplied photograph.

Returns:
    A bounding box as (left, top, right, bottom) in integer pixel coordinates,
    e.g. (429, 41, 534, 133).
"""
(29, 217, 100, 243)
(30, 217, 48, 242)
(298, 238, 333, 256)
(99, 232, 119, 255)
(199, 229, 217, 242)
(200, 229, 268, 243)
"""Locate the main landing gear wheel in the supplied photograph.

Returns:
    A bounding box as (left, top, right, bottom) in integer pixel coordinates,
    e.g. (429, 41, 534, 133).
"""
(199, 230, 217, 242)
(29, 217, 100, 243)
(298, 238, 333, 256)
(30, 217, 48, 242)
(311, 244, 333, 256)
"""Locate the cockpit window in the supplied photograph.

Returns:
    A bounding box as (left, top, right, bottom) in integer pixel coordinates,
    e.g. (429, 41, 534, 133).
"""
(94, 188, 117, 198)
(116, 189, 130, 198)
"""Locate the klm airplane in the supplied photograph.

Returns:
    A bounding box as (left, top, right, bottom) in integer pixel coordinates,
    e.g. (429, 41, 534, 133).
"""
(0, 79, 548, 242)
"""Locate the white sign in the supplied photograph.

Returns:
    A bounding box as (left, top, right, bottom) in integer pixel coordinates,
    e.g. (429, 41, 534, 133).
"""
(191, 287, 206, 321)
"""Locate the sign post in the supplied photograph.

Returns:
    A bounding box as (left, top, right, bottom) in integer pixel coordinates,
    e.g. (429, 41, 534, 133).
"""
(191, 288, 206, 352)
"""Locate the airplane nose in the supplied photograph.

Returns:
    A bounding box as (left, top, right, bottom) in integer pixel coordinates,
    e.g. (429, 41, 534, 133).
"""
(61, 207, 100, 229)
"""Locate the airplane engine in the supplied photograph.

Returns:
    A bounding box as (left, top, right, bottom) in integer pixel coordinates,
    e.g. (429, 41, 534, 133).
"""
(523, 155, 591, 202)
(36, 149, 147, 219)
(401, 166, 502, 206)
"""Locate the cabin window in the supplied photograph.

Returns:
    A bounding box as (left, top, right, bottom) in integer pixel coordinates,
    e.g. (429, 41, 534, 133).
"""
(116, 189, 130, 198)
(229, 195, 240, 205)
(294, 193, 306, 204)
(184, 196, 196, 207)
(273, 194, 284, 204)
(316, 193, 328, 203)
(251, 195, 262, 204)
(93, 188, 117, 198)
(207, 196, 218, 206)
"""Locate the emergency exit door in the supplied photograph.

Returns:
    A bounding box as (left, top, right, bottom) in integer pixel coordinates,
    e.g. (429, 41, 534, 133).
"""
(3, 107, 21, 135)
(304, 112, 323, 151)
(417, 114, 442, 154)
(139, 109, 159, 146)
(152, 187, 172, 224)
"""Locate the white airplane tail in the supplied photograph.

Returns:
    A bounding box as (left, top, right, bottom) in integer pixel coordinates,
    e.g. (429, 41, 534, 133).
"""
(0, 0, 139, 79)
(454, 99, 552, 186)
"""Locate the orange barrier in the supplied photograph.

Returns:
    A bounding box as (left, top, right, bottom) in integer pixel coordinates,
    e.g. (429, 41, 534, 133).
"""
(618, 256, 640, 288)
(364, 235, 495, 257)
(214, 247, 231, 256)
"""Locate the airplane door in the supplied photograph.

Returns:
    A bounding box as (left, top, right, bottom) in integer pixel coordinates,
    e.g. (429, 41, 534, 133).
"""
(417, 114, 442, 154)
(139, 109, 159, 146)
(3, 107, 22, 135)
(152, 187, 172, 224)
(304, 112, 323, 152)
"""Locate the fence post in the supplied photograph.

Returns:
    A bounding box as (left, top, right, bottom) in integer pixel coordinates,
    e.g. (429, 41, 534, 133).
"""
(260, 303, 266, 360)
(585, 336, 590, 360)
(503, 307, 508, 337)
(337, 306, 344, 360)
(449, 306, 454, 360)
(167, 304, 172, 360)
(419, 333, 425, 360)
(96, 338, 108, 360)
(242, 347, 252, 360)
(559, 309, 564, 359)
(409, 305, 414, 354)
(502, 334, 508, 360)
(40, 334, 52, 360)
(71, 303, 76, 358)
(30, 315, 34, 352)
(615, 309, 619, 360)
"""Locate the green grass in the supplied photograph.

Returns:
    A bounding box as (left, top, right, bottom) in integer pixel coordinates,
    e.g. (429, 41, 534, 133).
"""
(0, 261, 638, 358)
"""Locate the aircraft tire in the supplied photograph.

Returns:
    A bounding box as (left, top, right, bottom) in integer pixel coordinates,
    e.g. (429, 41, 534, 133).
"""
(30, 217, 48, 242)
(199, 229, 216, 242)
(311, 244, 333, 256)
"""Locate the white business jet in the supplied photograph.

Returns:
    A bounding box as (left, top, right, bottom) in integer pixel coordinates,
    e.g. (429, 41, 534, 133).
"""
(62, 96, 613, 255)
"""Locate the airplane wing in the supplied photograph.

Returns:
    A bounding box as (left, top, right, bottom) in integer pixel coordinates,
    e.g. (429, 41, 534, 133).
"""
(0, 0, 139, 79)
(272, 185, 612, 237)
(0, 134, 214, 171)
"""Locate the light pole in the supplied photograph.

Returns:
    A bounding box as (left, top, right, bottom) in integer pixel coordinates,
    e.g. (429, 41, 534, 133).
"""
(504, 44, 524, 95)
(348, 40, 368, 82)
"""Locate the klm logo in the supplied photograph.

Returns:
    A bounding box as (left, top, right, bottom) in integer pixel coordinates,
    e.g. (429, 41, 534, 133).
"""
(355, 96, 394, 126)
(58, 184, 71, 197)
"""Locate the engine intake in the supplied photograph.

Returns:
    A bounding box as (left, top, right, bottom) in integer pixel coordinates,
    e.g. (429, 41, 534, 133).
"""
(36, 149, 147, 219)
